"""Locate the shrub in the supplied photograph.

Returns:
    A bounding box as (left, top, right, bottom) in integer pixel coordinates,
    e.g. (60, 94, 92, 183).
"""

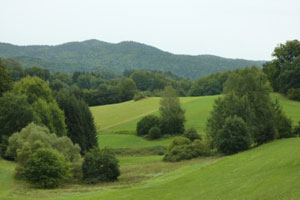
(24, 149, 68, 189)
(163, 137, 211, 162)
(192, 139, 211, 157)
(147, 126, 162, 140)
(82, 148, 120, 184)
(6, 123, 81, 168)
(136, 115, 160, 136)
(167, 136, 191, 150)
(293, 122, 300, 136)
(133, 92, 147, 101)
(216, 116, 251, 155)
(287, 88, 300, 101)
(184, 128, 201, 141)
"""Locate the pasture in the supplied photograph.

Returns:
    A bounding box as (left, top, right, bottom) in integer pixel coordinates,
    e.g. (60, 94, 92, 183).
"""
(1, 93, 300, 200)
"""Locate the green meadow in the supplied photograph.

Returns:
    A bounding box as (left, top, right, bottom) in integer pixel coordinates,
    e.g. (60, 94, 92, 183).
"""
(94, 93, 300, 150)
(1, 93, 300, 200)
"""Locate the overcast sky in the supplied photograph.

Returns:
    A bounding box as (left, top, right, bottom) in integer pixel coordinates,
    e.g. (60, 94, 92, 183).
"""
(1, 0, 299, 60)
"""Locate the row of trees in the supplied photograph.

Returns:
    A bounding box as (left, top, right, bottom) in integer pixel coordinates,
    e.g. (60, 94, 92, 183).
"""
(0, 58, 196, 106)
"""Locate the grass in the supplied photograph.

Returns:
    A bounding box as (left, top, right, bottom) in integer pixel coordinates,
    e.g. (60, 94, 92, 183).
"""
(2, 138, 300, 200)
(90, 138, 300, 200)
(93, 93, 300, 135)
(98, 134, 173, 149)
(95, 93, 300, 151)
(90, 96, 215, 134)
(272, 93, 300, 125)
(1, 93, 300, 200)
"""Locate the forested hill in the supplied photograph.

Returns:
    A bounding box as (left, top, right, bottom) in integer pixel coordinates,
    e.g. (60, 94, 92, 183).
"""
(0, 40, 265, 79)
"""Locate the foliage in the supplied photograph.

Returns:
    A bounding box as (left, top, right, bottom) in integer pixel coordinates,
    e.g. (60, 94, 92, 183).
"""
(0, 93, 36, 153)
(293, 121, 300, 136)
(6, 123, 81, 166)
(272, 100, 293, 138)
(56, 91, 98, 154)
(147, 127, 162, 140)
(136, 115, 161, 136)
(12, 76, 54, 104)
(0, 63, 12, 96)
(189, 71, 229, 96)
(160, 86, 185, 135)
(11, 76, 67, 136)
(224, 67, 278, 145)
(24, 148, 68, 189)
(163, 137, 210, 162)
(24, 66, 50, 81)
(207, 67, 293, 151)
(0, 40, 264, 79)
(133, 92, 147, 101)
(287, 88, 300, 101)
(263, 40, 300, 99)
(119, 78, 137, 101)
(207, 94, 255, 146)
(183, 128, 201, 141)
(82, 148, 120, 183)
(215, 116, 251, 155)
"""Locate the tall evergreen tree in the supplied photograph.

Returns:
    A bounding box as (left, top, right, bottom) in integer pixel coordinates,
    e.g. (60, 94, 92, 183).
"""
(56, 91, 98, 155)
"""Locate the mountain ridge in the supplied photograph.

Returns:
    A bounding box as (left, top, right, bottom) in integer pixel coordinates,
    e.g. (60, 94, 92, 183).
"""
(0, 39, 266, 79)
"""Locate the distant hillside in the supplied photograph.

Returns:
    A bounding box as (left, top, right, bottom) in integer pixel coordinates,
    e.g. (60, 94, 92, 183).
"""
(0, 40, 265, 79)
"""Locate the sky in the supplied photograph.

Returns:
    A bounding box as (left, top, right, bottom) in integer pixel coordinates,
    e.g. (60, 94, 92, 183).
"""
(1, 0, 299, 60)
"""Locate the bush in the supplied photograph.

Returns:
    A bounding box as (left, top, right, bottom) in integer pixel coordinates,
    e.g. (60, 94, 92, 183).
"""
(163, 137, 211, 162)
(82, 148, 120, 184)
(293, 121, 300, 136)
(136, 115, 160, 136)
(167, 136, 191, 150)
(24, 149, 68, 189)
(6, 123, 81, 171)
(133, 92, 147, 101)
(216, 116, 251, 155)
(184, 128, 201, 141)
(192, 139, 211, 157)
(287, 88, 300, 101)
(147, 126, 162, 140)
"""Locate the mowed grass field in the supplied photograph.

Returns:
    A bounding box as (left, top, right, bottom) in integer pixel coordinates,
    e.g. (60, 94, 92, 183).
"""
(93, 93, 300, 149)
(1, 93, 300, 200)
(2, 138, 300, 200)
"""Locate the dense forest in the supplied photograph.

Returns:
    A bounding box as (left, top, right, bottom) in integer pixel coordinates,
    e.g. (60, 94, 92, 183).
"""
(0, 40, 265, 79)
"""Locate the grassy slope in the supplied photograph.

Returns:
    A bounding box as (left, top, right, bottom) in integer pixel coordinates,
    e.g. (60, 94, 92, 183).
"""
(99, 134, 173, 149)
(0, 158, 15, 199)
(272, 93, 300, 124)
(91, 138, 300, 200)
(94, 93, 300, 149)
(2, 138, 300, 200)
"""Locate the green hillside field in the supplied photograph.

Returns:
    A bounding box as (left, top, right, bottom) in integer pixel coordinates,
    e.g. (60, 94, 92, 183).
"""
(92, 93, 300, 149)
(1, 138, 300, 200)
(1, 93, 300, 200)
